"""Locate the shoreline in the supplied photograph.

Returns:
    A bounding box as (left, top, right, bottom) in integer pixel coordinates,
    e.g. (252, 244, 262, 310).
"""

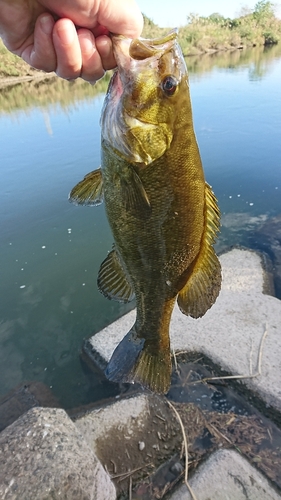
(1, 249, 281, 499)
(0, 71, 56, 90)
(0, 41, 275, 90)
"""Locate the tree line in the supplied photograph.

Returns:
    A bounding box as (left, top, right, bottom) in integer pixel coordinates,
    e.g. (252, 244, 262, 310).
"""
(142, 1, 281, 54)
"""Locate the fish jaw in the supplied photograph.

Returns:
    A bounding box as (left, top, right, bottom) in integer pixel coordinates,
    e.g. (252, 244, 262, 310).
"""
(100, 30, 190, 166)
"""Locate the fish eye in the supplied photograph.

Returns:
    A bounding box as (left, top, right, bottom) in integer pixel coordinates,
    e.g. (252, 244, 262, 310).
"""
(161, 75, 178, 96)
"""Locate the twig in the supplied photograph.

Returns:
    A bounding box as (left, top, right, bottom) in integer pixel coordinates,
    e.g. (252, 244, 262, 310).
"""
(173, 347, 179, 374)
(110, 459, 117, 474)
(267, 427, 272, 443)
(129, 476, 132, 500)
(249, 337, 253, 376)
(110, 463, 153, 481)
(167, 400, 199, 500)
(226, 416, 235, 426)
(174, 352, 204, 364)
(257, 324, 268, 374)
(205, 421, 232, 445)
(156, 414, 166, 422)
(191, 325, 268, 385)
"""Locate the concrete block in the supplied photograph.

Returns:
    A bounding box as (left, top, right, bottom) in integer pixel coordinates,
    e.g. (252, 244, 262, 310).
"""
(88, 249, 281, 411)
(0, 407, 116, 500)
(169, 448, 281, 500)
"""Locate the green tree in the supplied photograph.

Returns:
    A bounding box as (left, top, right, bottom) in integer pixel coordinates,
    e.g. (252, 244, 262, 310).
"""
(208, 13, 226, 24)
(253, 1, 275, 23)
(253, 1, 280, 44)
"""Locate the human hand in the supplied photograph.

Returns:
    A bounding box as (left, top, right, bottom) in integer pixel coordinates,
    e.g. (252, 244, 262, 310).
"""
(0, 0, 143, 82)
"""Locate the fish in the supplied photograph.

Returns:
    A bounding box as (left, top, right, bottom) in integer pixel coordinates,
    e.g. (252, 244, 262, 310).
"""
(69, 30, 221, 394)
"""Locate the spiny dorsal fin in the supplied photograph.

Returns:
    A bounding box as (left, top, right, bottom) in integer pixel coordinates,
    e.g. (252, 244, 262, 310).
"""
(177, 183, 221, 318)
(121, 166, 151, 218)
(98, 247, 135, 303)
(69, 168, 103, 206)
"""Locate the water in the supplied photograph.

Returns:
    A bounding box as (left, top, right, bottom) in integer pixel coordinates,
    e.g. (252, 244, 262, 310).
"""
(0, 45, 280, 410)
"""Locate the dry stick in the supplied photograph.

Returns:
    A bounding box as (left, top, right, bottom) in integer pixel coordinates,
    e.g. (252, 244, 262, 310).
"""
(129, 476, 132, 500)
(205, 420, 232, 445)
(110, 459, 117, 474)
(166, 324, 269, 496)
(173, 347, 179, 373)
(110, 463, 153, 480)
(249, 337, 254, 376)
(167, 400, 199, 500)
(257, 324, 268, 374)
(190, 325, 268, 385)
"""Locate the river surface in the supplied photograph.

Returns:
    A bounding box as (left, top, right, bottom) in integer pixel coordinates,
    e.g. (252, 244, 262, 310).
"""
(0, 45, 280, 410)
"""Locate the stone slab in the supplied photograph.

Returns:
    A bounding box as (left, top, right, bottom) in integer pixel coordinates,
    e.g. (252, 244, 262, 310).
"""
(168, 448, 281, 500)
(0, 381, 59, 432)
(88, 249, 281, 411)
(0, 407, 116, 500)
(75, 394, 183, 497)
(75, 394, 150, 455)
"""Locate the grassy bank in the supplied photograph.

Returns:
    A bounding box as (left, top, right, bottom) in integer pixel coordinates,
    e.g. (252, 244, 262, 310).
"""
(0, 1, 280, 80)
(143, 0, 281, 54)
(0, 40, 39, 78)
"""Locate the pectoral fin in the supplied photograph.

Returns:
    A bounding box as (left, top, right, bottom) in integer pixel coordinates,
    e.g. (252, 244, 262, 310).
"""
(177, 183, 221, 318)
(98, 247, 135, 303)
(121, 166, 151, 218)
(69, 168, 103, 206)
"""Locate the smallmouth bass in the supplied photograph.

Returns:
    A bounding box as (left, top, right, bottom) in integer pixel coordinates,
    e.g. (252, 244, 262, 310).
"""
(69, 30, 221, 394)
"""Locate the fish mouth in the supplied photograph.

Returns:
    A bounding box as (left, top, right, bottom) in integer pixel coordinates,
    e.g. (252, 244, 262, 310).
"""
(111, 29, 178, 70)
(110, 29, 179, 89)
(129, 29, 178, 60)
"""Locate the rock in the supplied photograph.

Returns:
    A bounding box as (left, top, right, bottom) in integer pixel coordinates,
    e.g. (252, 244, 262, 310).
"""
(169, 448, 281, 500)
(0, 381, 59, 432)
(250, 214, 281, 298)
(0, 407, 116, 500)
(86, 249, 281, 412)
(75, 394, 182, 497)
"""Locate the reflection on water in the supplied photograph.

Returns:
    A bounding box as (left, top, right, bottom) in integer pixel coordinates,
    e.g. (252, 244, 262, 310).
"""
(186, 43, 281, 80)
(1, 44, 281, 115)
(0, 45, 280, 411)
(0, 73, 111, 114)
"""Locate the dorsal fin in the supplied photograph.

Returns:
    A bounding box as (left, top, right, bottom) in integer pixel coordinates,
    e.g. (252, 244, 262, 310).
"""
(69, 169, 103, 206)
(177, 183, 221, 318)
(98, 247, 135, 303)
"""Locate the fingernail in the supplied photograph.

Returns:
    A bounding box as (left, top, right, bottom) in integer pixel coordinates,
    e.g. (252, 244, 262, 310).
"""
(56, 23, 75, 46)
(40, 14, 53, 36)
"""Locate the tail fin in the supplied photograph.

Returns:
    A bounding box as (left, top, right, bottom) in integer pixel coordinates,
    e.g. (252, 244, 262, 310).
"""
(105, 327, 171, 394)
